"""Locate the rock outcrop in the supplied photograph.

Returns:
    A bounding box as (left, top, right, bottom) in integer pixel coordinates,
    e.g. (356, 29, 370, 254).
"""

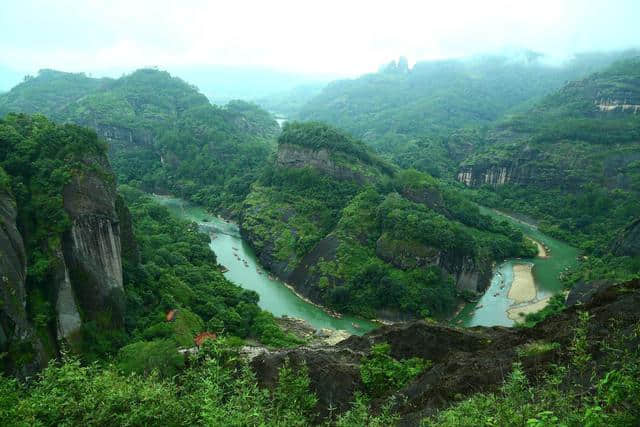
(276, 143, 373, 184)
(0, 191, 46, 376)
(251, 279, 640, 424)
(375, 234, 491, 294)
(611, 217, 640, 257)
(61, 155, 125, 328)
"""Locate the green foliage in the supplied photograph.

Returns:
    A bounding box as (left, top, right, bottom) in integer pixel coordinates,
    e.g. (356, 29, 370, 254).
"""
(516, 341, 560, 358)
(424, 316, 640, 426)
(298, 52, 637, 177)
(0, 113, 112, 361)
(117, 339, 184, 377)
(279, 121, 394, 173)
(0, 339, 323, 426)
(120, 185, 301, 350)
(520, 294, 567, 327)
(245, 125, 534, 319)
(360, 343, 431, 397)
(333, 393, 399, 426)
(0, 68, 280, 218)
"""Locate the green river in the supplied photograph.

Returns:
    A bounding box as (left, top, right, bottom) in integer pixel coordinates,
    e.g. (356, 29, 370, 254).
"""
(153, 195, 579, 332)
(457, 207, 580, 327)
(153, 195, 376, 335)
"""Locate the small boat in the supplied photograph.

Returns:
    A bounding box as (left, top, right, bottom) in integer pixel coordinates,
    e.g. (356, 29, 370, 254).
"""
(232, 247, 238, 251)
(476, 304, 483, 309)
(493, 292, 500, 297)
(351, 322, 360, 329)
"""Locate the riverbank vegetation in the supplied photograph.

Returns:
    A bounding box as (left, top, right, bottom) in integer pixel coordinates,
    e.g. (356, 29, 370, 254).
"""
(242, 123, 536, 319)
(108, 185, 301, 366)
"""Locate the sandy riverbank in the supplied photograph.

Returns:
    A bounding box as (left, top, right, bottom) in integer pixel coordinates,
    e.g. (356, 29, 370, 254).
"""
(527, 237, 548, 258)
(507, 297, 551, 321)
(508, 263, 536, 304)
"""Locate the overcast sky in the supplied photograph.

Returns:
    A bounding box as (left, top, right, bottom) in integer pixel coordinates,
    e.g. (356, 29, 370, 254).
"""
(1, 0, 639, 77)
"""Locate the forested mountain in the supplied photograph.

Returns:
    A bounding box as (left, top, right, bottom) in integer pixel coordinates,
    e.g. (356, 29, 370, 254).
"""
(297, 51, 638, 177)
(0, 54, 638, 426)
(457, 58, 640, 270)
(0, 113, 297, 377)
(0, 69, 279, 216)
(240, 122, 535, 319)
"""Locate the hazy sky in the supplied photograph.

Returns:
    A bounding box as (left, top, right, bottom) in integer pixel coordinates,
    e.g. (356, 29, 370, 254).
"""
(1, 0, 639, 76)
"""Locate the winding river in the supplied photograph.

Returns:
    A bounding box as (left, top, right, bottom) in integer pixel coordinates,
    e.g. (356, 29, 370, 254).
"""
(152, 195, 376, 335)
(457, 207, 580, 327)
(153, 195, 578, 332)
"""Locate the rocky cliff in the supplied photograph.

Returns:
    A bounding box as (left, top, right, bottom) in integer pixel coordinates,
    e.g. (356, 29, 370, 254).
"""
(250, 279, 640, 424)
(276, 143, 374, 184)
(611, 217, 640, 257)
(375, 233, 491, 294)
(0, 115, 128, 374)
(61, 155, 125, 329)
(0, 191, 46, 376)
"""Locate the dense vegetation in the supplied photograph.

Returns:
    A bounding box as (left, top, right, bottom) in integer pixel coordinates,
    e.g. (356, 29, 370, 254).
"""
(2, 296, 637, 426)
(424, 311, 640, 426)
(0, 69, 280, 217)
(0, 113, 299, 374)
(297, 51, 638, 177)
(108, 186, 301, 366)
(0, 113, 111, 360)
(242, 122, 535, 319)
(458, 58, 640, 282)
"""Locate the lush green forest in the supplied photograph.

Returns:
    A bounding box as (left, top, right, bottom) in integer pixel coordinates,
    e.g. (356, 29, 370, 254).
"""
(242, 122, 535, 319)
(1, 48, 639, 425)
(297, 51, 639, 177)
(457, 57, 640, 283)
(0, 69, 279, 217)
(0, 113, 299, 373)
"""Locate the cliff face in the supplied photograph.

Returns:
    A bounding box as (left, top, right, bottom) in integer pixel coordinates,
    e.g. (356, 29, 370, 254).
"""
(276, 143, 373, 184)
(375, 233, 491, 294)
(0, 192, 45, 376)
(250, 279, 640, 423)
(611, 218, 640, 257)
(61, 155, 125, 328)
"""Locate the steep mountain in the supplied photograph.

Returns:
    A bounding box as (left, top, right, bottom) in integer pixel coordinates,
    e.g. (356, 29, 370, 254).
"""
(0, 69, 279, 216)
(241, 122, 535, 319)
(457, 58, 640, 251)
(297, 51, 638, 177)
(0, 114, 126, 374)
(0, 114, 300, 376)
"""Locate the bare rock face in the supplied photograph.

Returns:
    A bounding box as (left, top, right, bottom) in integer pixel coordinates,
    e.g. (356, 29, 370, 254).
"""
(375, 233, 491, 294)
(276, 144, 371, 184)
(250, 280, 640, 425)
(53, 249, 82, 346)
(61, 155, 125, 328)
(0, 191, 45, 376)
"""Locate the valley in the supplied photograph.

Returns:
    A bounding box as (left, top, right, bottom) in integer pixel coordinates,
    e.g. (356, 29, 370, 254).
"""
(153, 194, 376, 334)
(0, 40, 639, 425)
(458, 207, 579, 327)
